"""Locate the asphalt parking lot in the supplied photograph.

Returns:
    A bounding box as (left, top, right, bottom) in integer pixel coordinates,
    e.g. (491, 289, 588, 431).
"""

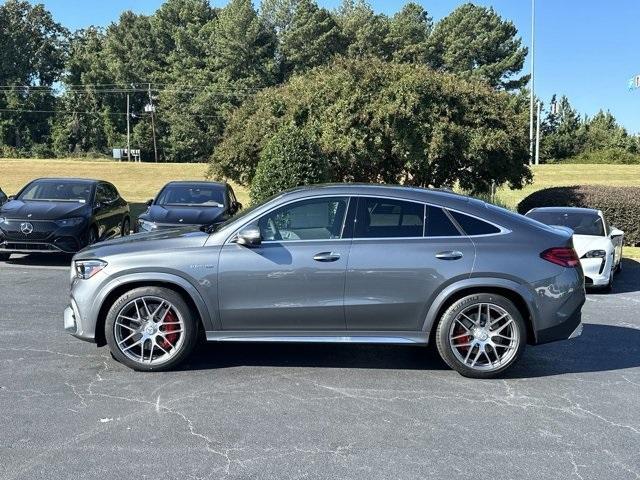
(1, 255, 639, 480)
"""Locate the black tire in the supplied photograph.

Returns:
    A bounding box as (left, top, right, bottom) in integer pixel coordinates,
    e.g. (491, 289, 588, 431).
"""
(105, 286, 199, 372)
(0, 252, 11, 261)
(122, 217, 130, 236)
(435, 293, 526, 379)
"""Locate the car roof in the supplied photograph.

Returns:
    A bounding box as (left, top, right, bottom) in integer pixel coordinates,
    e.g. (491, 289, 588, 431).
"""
(528, 206, 600, 215)
(30, 177, 101, 184)
(163, 181, 227, 188)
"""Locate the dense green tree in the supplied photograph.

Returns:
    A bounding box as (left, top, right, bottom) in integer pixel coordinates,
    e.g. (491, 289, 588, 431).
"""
(260, 0, 297, 35)
(336, 0, 391, 60)
(541, 95, 584, 160)
(387, 2, 432, 63)
(280, 0, 344, 77)
(427, 3, 528, 89)
(210, 58, 531, 194)
(251, 123, 329, 202)
(210, 0, 278, 96)
(0, 0, 67, 152)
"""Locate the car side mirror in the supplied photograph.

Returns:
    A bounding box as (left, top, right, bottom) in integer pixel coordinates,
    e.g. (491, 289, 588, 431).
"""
(146, 199, 153, 206)
(610, 228, 624, 238)
(236, 226, 261, 247)
(235, 201, 243, 211)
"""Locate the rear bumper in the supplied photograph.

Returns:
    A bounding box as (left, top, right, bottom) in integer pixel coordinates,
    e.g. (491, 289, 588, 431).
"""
(535, 306, 583, 344)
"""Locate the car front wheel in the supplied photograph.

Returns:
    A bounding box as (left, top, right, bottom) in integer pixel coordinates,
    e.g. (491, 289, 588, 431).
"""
(435, 293, 526, 379)
(105, 286, 199, 371)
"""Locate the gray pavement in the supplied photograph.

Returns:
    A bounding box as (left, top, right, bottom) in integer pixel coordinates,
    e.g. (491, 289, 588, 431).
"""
(1, 255, 639, 479)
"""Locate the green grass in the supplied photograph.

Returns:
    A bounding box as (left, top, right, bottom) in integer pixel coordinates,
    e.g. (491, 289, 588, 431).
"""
(497, 164, 640, 210)
(624, 247, 640, 259)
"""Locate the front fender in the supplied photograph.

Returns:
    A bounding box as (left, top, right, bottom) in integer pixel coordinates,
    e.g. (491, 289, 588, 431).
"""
(88, 271, 216, 333)
(421, 277, 539, 340)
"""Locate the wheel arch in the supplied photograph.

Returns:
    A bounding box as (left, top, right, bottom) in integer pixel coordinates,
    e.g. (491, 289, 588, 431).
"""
(424, 279, 538, 346)
(93, 274, 213, 347)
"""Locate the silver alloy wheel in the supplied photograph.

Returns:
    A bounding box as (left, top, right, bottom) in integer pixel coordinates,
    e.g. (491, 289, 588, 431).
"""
(113, 296, 186, 366)
(448, 302, 519, 371)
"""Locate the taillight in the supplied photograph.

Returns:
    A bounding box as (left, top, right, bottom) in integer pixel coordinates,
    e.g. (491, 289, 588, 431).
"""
(540, 247, 580, 268)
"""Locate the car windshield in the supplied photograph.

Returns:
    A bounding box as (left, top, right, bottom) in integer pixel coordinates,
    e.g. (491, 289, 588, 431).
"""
(17, 180, 92, 203)
(527, 211, 605, 236)
(156, 185, 225, 207)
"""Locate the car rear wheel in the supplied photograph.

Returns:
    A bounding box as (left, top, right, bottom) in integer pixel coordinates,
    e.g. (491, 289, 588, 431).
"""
(435, 293, 526, 379)
(105, 287, 199, 371)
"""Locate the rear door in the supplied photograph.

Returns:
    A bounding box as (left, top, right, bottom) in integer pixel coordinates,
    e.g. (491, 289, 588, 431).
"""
(345, 197, 475, 331)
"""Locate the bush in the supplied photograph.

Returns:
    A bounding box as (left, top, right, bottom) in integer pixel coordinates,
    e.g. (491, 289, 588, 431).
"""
(250, 124, 329, 203)
(553, 148, 640, 165)
(517, 185, 640, 246)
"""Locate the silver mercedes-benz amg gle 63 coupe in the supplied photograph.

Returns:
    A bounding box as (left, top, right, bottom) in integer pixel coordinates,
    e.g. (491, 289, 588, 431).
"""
(64, 184, 585, 378)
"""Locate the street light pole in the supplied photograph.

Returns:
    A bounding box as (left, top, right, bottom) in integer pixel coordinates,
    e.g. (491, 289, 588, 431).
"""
(535, 101, 541, 165)
(529, 0, 535, 166)
(126, 93, 131, 162)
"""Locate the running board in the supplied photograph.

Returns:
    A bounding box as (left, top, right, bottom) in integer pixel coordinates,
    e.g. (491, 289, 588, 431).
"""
(205, 331, 428, 344)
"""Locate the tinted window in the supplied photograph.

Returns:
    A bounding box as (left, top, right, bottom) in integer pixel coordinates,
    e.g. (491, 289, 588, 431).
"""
(96, 184, 109, 203)
(19, 180, 92, 203)
(526, 211, 604, 236)
(105, 183, 119, 201)
(157, 184, 225, 207)
(355, 197, 424, 238)
(258, 197, 348, 241)
(450, 211, 501, 236)
(426, 206, 461, 237)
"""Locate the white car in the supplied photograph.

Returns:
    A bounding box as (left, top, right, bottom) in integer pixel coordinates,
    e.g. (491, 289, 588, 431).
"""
(525, 207, 624, 289)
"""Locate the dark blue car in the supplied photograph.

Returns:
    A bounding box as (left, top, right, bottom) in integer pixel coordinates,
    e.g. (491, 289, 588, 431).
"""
(135, 181, 242, 232)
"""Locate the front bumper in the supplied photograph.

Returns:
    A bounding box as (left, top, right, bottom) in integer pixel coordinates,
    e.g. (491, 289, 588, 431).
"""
(580, 257, 612, 287)
(63, 297, 95, 343)
(0, 221, 86, 253)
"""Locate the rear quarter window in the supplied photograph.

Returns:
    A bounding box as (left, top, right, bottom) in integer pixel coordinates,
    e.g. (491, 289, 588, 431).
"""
(449, 210, 501, 236)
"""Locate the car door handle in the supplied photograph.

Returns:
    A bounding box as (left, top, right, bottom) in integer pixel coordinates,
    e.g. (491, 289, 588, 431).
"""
(313, 252, 341, 262)
(435, 250, 463, 260)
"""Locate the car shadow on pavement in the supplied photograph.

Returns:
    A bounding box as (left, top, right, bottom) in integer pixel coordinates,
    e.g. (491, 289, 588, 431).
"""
(180, 342, 449, 372)
(178, 323, 640, 377)
(2, 253, 72, 267)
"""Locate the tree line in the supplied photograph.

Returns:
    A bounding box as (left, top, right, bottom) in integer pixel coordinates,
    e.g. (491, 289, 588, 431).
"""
(0, 0, 637, 195)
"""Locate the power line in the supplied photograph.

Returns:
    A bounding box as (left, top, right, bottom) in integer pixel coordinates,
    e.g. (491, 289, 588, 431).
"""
(0, 108, 225, 119)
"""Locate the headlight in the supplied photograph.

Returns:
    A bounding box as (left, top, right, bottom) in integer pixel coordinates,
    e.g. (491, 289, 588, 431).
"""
(138, 219, 157, 232)
(583, 250, 606, 258)
(74, 259, 107, 279)
(56, 217, 84, 227)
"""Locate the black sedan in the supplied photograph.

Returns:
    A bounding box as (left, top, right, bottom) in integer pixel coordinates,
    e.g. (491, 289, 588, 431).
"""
(0, 178, 130, 260)
(135, 181, 242, 232)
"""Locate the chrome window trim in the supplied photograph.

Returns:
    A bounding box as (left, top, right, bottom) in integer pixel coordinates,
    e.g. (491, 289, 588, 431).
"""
(223, 192, 510, 245)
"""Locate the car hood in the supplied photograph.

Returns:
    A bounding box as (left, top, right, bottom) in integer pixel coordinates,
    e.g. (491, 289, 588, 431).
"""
(572, 234, 610, 257)
(0, 199, 90, 220)
(75, 227, 209, 260)
(141, 205, 226, 225)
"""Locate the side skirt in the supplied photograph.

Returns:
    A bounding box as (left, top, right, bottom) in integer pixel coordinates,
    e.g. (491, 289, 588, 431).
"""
(205, 331, 429, 345)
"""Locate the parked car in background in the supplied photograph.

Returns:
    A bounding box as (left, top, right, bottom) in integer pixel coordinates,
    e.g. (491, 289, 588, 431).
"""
(135, 181, 242, 233)
(0, 187, 7, 206)
(525, 207, 623, 289)
(0, 178, 130, 260)
(65, 185, 585, 378)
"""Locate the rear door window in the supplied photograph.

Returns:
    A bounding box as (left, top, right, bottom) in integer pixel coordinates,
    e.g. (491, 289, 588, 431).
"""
(449, 210, 501, 236)
(425, 206, 461, 237)
(355, 197, 424, 238)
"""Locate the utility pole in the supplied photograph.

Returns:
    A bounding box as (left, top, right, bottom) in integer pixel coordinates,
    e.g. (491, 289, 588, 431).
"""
(147, 83, 158, 163)
(529, 0, 536, 166)
(126, 93, 131, 162)
(535, 101, 541, 165)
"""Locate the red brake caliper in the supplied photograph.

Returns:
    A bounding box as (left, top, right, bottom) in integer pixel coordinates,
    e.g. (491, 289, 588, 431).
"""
(161, 309, 179, 350)
(453, 325, 471, 353)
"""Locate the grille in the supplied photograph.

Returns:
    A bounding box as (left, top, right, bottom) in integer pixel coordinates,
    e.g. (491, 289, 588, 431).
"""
(1, 220, 56, 241)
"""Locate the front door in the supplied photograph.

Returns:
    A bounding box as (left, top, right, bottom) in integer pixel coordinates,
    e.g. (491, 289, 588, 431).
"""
(217, 196, 352, 330)
(345, 197, 475, 331)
